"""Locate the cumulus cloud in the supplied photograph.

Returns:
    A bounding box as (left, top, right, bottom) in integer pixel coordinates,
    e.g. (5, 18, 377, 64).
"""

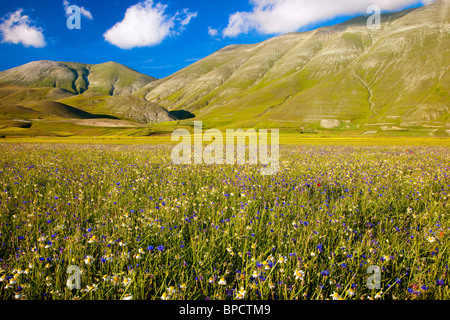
(0, 9, 46, 48)
(63, 0, 93, 20)
(222, 0, 434, 37)
(103, 0, 197, 49)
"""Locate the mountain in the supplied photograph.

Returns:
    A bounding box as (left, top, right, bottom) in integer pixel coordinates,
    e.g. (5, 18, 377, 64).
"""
(136, 0, 449, 135)
(19, 101, 97, 119)
(0, 61, 175, 128)
(57, 94, 176, 124)
(0, 84, 176, 125)
(0, 61, 156, 96)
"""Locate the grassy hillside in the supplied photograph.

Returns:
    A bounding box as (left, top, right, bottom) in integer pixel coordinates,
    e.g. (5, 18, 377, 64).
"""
(0, 104, 45, 120)
(86, 62, 157, 95)
(138, 0, 449, 137)
(0, 61, 157, 95)
(0, 69, 175, 136)
(57, 94, 176, 124)
(22, 101, 96, 119)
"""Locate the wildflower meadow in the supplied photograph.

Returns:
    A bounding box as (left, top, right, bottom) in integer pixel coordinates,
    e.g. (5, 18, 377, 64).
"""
(0, 142, 449, 300)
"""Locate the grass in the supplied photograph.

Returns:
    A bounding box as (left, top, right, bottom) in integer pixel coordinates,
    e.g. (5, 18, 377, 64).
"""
(0, 138, 448, 300)
(2, 134, 450, 146)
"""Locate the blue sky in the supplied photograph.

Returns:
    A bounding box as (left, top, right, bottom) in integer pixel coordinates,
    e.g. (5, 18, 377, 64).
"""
(0, 0, 432, 79)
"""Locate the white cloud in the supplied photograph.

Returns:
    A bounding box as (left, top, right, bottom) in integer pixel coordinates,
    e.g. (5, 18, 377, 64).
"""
(178, 9, 197, 27)
(222, 0, 434, 37)
(208, 27, 219, 37)
(103, 0, 197, 49)
(63, 0, 93, 20)
(0, 9, 46, 48)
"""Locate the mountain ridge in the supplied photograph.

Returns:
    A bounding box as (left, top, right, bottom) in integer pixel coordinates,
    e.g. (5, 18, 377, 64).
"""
(135, 0, 449, 135)
(0, 60, 157, 96)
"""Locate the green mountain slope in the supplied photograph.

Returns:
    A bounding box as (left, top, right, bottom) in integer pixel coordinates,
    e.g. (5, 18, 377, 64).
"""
(22, 101, 97, 119)
(57, 94, 176, 124)
(0, 61, 157, 96)
(0, 63, 175, 126)
(137, 0, 449, 135)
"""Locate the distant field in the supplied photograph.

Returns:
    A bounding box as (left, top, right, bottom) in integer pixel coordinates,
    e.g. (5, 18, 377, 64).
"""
(0, 141, 448, 300)
(1, 134, 450, 147)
